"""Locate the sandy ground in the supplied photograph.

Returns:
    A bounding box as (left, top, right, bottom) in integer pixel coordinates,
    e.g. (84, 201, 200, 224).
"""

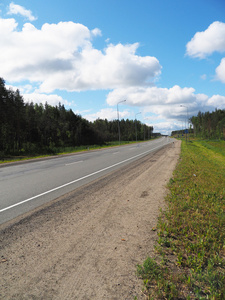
(0, 140, 181, 300)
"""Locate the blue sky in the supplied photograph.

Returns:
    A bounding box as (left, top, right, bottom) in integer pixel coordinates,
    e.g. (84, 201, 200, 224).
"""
(0, 0, 225, 134)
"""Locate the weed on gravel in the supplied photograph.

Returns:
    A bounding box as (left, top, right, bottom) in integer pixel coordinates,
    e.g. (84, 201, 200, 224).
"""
(137, 139, 225, 299)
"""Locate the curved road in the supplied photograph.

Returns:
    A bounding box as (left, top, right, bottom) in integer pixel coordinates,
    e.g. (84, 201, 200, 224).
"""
(0, 137, 173, 225)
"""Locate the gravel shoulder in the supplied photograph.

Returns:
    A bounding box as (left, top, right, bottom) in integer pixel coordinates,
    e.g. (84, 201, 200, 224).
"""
(0, 140, 181, 300)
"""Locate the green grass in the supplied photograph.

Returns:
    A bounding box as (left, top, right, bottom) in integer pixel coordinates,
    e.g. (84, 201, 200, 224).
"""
(137, 139, 225, 299)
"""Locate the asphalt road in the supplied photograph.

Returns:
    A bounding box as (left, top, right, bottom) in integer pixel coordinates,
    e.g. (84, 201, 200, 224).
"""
(0, 137, 173, 225)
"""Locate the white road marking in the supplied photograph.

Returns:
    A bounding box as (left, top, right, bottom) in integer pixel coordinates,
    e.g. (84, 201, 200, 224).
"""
(65, 161, 83, 166)
(0, 142, 169, 213)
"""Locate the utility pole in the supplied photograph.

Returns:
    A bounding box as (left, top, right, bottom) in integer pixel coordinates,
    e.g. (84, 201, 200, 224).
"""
(135, 112, 141, 142)
(117, 100, 126, 144)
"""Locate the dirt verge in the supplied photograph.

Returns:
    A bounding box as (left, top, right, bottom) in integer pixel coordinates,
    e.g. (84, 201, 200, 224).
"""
(0, 140, 181, 300)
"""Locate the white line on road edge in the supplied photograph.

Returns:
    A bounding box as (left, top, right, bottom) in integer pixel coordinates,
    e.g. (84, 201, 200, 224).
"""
(0, 142, 170, 213)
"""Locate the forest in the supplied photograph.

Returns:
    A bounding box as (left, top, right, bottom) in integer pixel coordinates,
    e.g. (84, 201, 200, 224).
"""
(172, 109, 225, 140)
(0, 77, 153, 156)
(191, 110, 225, 139)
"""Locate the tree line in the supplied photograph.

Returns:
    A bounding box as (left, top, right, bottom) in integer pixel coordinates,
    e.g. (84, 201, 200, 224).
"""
(171, 109, 225, 140)
(0, 77, 153, 156)
(191, 110, 225, 140)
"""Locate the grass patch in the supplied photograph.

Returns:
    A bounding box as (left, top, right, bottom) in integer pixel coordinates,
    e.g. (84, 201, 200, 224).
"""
(137, 139, 225, 299)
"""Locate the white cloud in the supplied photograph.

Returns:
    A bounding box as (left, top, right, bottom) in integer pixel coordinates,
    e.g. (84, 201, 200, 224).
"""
(207, 94, 225, 109)
(106, 85, 222, 121)
(152, 121, 175, 134)
(200, 74, 207, 80)
(7, 84, 70, 107)
(91, 28, 102, 37)
(106, 85, 196, 107)
(0, 17, 161, 93)
(186, 21, 225, 58)
(6, 83, 34, 94)
(186, 21, 225, 84)
(7, 2, 37, 21)
(215, 58, 225, 83)
(0, 17, 17, 32)
(23, 92, 71, 107)
(84, 108, 129, 122)
(39, 43, 161, 93)
(0, 20, 93, 83)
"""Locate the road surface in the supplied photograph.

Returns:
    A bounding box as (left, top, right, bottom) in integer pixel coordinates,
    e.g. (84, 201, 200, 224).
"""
(0, 137, 173, 225)
(0, 139, 181, 299)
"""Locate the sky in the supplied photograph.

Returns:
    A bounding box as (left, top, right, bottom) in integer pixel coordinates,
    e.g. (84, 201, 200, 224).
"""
(0, 0, 225, 135)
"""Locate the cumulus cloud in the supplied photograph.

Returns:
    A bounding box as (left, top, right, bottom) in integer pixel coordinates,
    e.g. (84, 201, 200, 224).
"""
(106, 85, 196, 107)
(23, 92, 71, 107)
(6, 83, 71, 107)
(0, 19, 94, 83)
(151, 121, 176, 134)
(7, 2, 37, 21)
(0, 17, 161, 93)
(186, 21, 225, 58)
(207, 94, 225, 109)
(186, 21, 225, 84)
(106, 85, 216, 120)
(83, 108, 130, 122)
(215, 58, 225, 83)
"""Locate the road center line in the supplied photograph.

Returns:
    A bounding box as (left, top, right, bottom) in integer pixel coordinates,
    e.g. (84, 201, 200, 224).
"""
(65, 161, 83, 166)
(0, 142, 168, 213)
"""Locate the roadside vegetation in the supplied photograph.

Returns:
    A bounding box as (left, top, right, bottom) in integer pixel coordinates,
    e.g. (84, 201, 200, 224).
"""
(0, 140, 142, 164)
(137, 139, 225, 299)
